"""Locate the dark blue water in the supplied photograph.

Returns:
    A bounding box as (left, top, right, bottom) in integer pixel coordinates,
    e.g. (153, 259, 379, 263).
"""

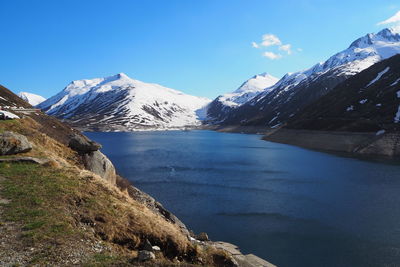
(86, 130, 400, 267)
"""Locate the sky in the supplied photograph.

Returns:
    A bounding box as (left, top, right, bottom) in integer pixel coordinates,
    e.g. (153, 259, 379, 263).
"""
(0, 0, 400, 99)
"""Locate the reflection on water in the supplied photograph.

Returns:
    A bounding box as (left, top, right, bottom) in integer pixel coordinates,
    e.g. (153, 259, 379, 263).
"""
(86, 130, 400, 267)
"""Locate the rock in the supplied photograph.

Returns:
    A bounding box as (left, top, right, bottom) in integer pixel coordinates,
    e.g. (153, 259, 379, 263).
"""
(0, 157, 49, 165)
(68, 134, 101, 153)
(152, 246, 161, 252)
(0, 132, 32, 155)
(82, 151, 116, 185)
(196, 232, 209, 241)
(138, 250, 155, 262)
(143, 239, 153, 251)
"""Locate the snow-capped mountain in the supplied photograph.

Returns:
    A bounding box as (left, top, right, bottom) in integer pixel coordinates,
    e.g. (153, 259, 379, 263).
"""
(219, 27, 400, 127)
(286, 53, 400, 132)
(38, 73, 211, 131)
(206, 73, 278, 122)
(18, 92, 46, 106)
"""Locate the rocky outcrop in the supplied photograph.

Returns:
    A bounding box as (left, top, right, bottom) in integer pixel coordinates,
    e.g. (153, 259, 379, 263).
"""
(0, 132, 32, 155)
(68, 134, 102, 153)
(212, 242, 276, 267)
(127, 185, 191, 237)
(82, 151, 116, 185)
(67, 134, 117, 185)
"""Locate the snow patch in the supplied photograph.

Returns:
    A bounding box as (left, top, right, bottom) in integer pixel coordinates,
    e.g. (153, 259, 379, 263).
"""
(346, 105, 354, 111)
(395, 105, 400, 123)
(366, 67, 390, 87)
(359, 99, 368, 104)
(376, 129, 386, 136)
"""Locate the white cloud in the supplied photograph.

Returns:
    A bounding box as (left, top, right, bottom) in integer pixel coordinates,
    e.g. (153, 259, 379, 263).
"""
(377, 10, 400, 25)
(261, 34, 282, 47)
(279, 44, 292, 55)
(251, 42, 259, 48)
(297, 48, 303, 52)
(262, 51, 282, 60)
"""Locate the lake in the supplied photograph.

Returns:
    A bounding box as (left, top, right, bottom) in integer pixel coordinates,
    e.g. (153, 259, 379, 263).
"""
(86, 130, 400, 267)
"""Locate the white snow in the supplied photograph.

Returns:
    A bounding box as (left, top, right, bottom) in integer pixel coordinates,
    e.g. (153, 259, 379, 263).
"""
(397, 91, 400, 98)
(38, 73, 211, 129)
(359, 99, 368, 104)
(395, 105, 400, 123)
(346, 105, 354, 111)
(376, 103, 382, 107)
(216, 73, 279, 108)
(0, 110, 20, 119)
(254, 28, 400, 103)
(18, 92, 46, 106)
(366, 67, 390, 87)
(391, 78, 400, 86)
(376, 129, 386, 136)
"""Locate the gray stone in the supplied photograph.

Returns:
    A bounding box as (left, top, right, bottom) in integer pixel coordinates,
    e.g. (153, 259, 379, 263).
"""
(196, 232, 209, 241)
(0, 132, 32, 155)
(143, 239, 153, 251)
(68, 134, 101, 153)
(152, 246, 161, 252)
(138, 250, 155, 262)
(82, 151, 116, 185)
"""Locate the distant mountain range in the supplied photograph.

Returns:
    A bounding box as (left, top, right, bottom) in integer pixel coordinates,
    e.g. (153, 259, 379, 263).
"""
(22, 27, 400, 133)
(206, 73, 278, 123)
(37, 73, 210, 131)
(209, 27, 400, 127)
(18, 92, 46, 106)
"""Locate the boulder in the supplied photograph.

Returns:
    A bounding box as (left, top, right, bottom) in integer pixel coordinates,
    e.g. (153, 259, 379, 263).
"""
(138, 250, 155, 262)
(69, 134, 101, 153)
(0, 131, 32, 155)
(82, 151, 116, 185)
(196, 232, 209, 241)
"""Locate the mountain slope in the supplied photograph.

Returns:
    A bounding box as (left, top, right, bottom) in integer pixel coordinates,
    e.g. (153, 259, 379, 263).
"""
(206, 73, 278, 123)
(219, 27, 400, 127)
(286, 54, 400, 132)
(18, 92, 46, 106)
(38, 73, 211, 131)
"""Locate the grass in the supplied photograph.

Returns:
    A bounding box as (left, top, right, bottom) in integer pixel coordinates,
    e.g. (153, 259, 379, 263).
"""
(0, 162, 81, 245)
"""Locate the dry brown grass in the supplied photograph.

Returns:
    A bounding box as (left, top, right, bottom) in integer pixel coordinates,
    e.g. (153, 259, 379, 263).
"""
(0, 116, 235, 266)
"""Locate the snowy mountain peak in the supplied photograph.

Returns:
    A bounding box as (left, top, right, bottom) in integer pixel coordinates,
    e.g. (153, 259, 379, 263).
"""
(18, 92, 46, 106)
(234, 73, 279, 94)
(38, 74, 211, 130)
(349, 28, 400, 48)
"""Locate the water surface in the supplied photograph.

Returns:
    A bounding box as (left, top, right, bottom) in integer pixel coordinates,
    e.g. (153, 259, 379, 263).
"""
(86, 130, 400, 267)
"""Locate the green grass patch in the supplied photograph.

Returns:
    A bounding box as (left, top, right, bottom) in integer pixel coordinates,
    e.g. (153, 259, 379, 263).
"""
(0, 162, 81, 244)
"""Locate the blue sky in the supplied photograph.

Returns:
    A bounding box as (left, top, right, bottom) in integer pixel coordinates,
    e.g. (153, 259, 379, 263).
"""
(0, 0, 399, 99)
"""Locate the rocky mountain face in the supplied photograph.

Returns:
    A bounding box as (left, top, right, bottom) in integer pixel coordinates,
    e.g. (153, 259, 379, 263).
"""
(206, 73, 278, 123)
(38, 73, 211, 131)
(216, 28, 400, 127)
(18, 92, 46, 106)
(286, 54, 400, 132)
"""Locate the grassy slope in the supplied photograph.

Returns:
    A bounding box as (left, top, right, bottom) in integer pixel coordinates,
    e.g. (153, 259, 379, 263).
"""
(0, 117, 233, 266)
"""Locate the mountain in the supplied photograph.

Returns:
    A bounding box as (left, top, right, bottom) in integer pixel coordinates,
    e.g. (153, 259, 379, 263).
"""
(0, 85, 31, 108)
(38, 73, 211, 131)
(286, 53, 400, 132)
(218, 27, 400, 127)
(206, 73, 278, 123)
(18, 92, 46, 106)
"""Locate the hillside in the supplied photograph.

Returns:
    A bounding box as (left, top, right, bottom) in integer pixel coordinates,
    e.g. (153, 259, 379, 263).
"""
(38, 73, 211, 131)
(0, 85, 262, 266)
(263, 54, 400, 157)
(217, 28, 400, 128)
(286, 54, 400, 132)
